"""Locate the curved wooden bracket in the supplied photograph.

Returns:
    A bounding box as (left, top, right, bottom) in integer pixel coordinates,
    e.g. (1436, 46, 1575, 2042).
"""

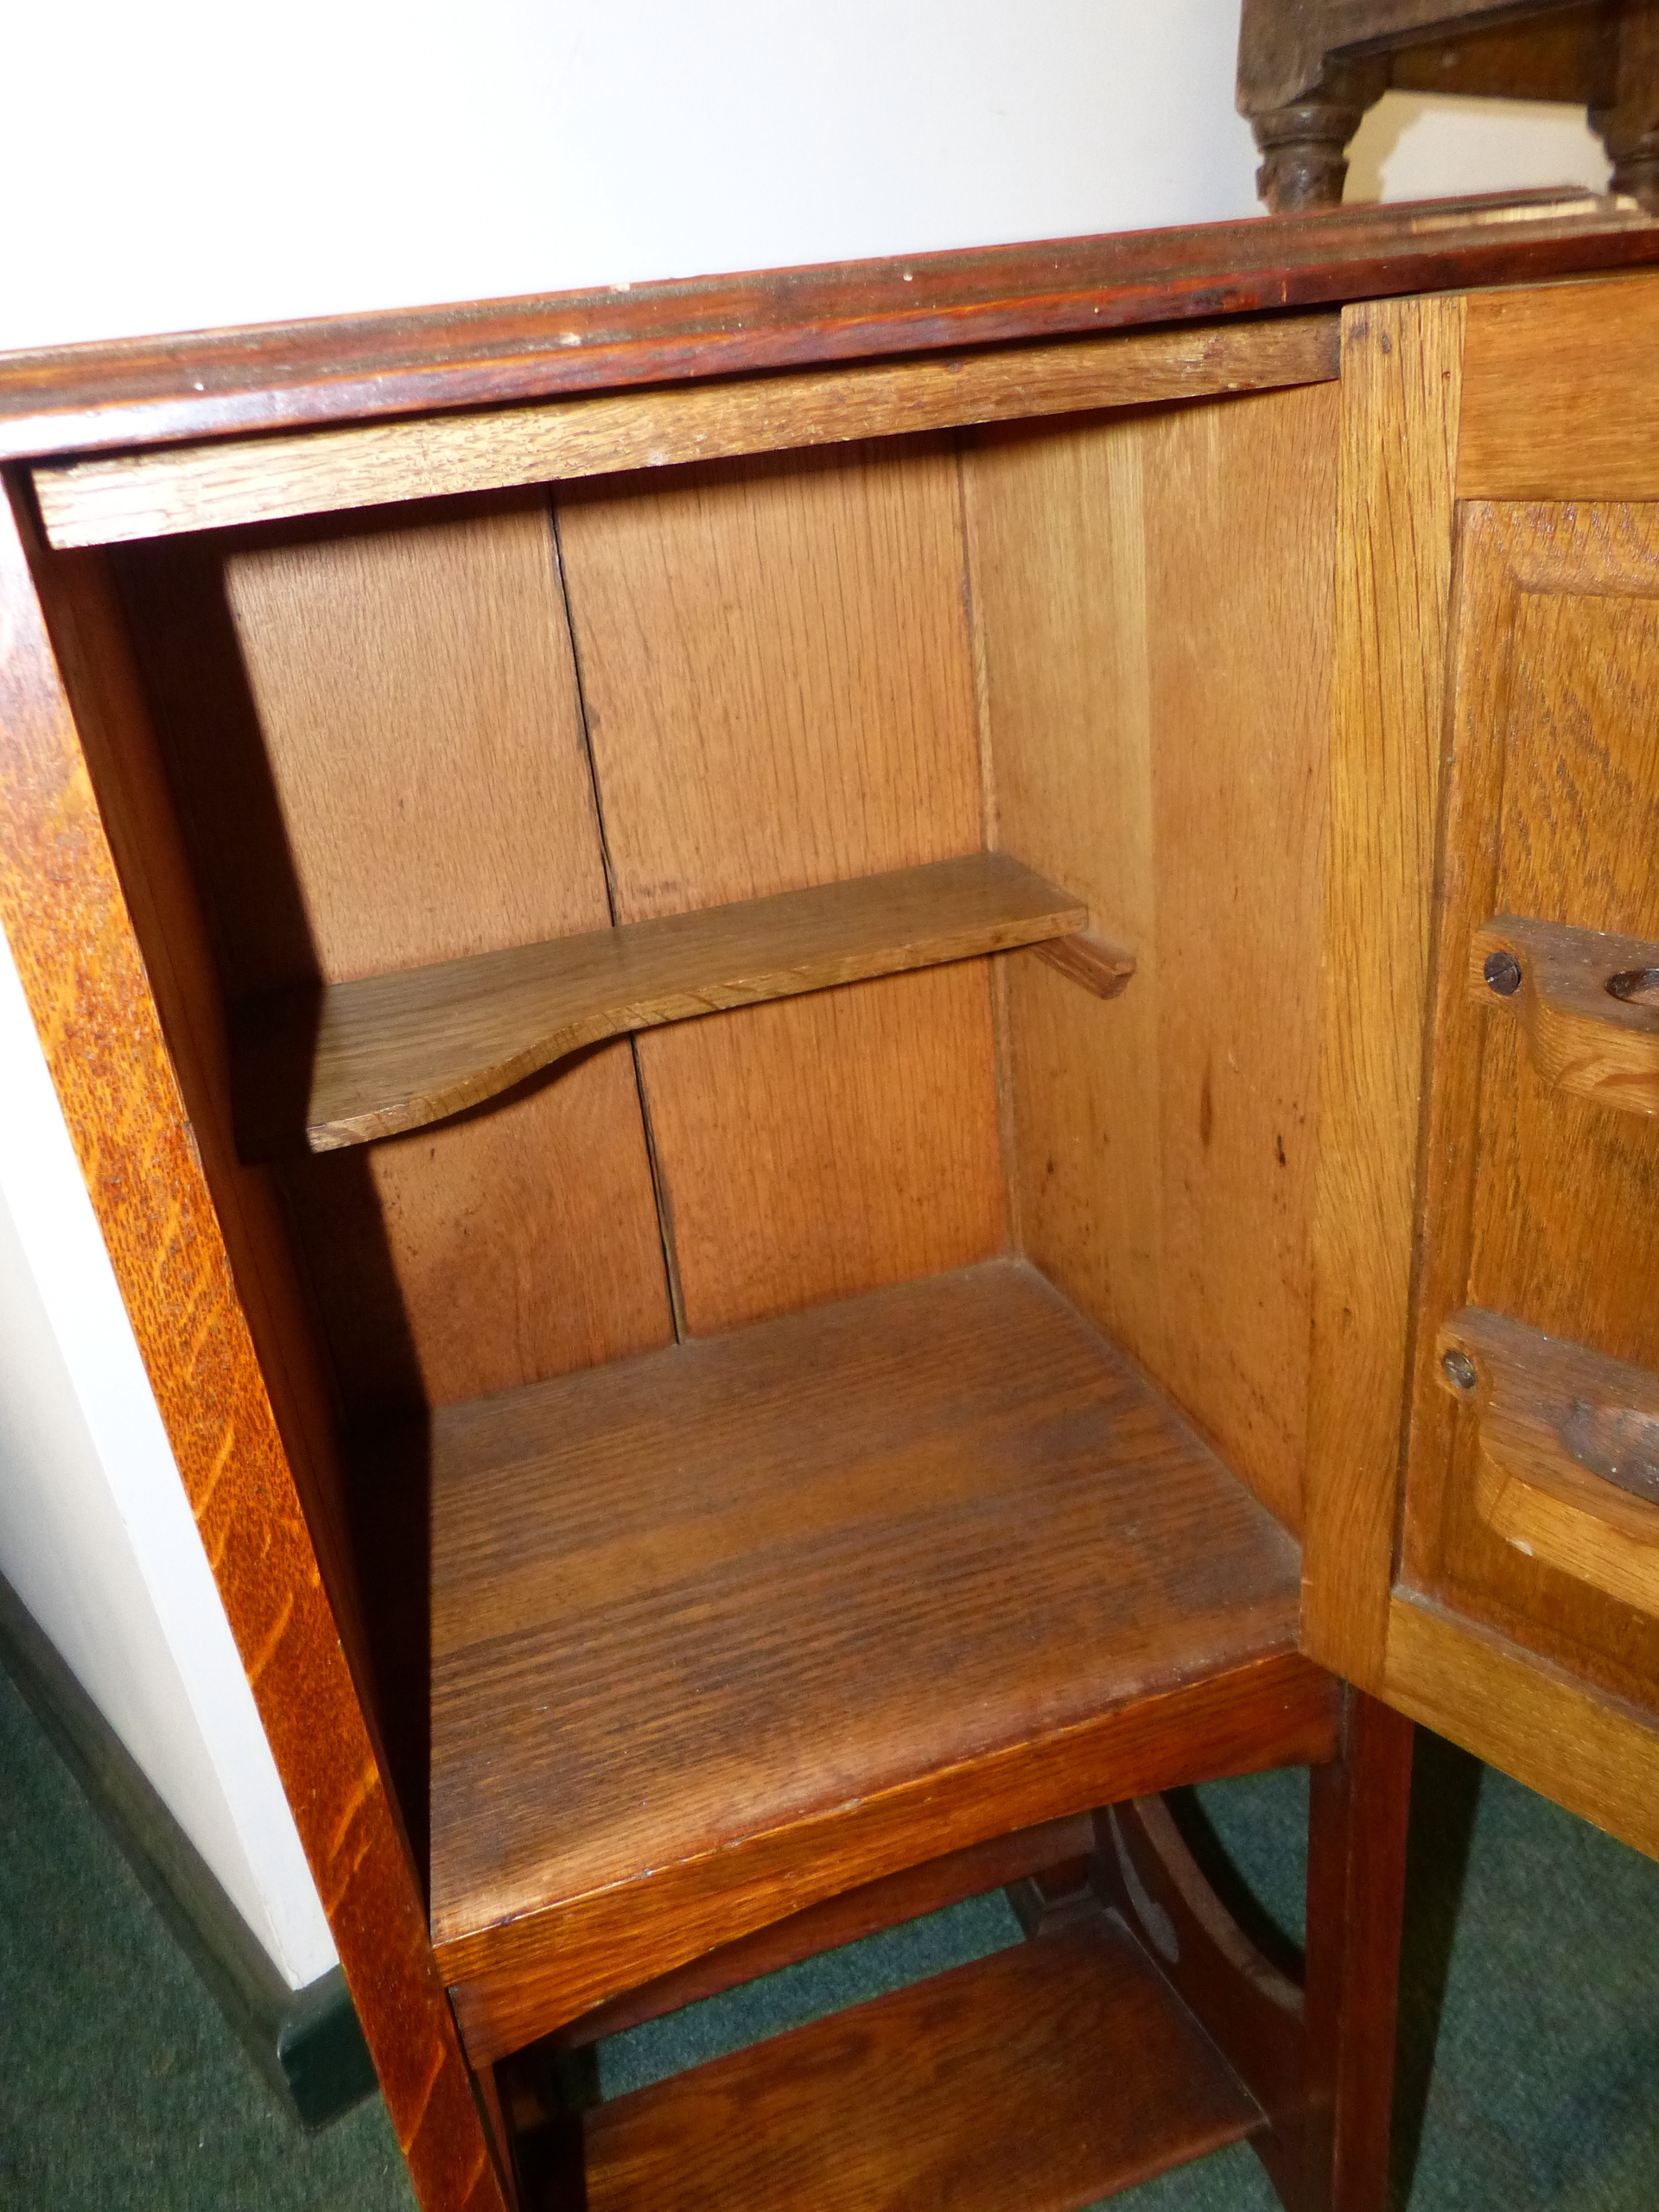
(1471, 913, 1659, 1118)
(1437, 1306, 1659, 1616)
(1094, 1799, 1302, 2166)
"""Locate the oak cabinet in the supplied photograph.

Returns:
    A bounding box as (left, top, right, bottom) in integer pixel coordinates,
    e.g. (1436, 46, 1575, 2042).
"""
(1304, 276, 1659, 1861)
(3, 191, 1658, 2209)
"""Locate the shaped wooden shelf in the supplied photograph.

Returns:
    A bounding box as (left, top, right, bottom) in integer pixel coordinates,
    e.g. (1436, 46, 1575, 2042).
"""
(413, 1259, 1328, 2063)
(563, 1916, 1262, 2212)
(233, 851, 1108, 1160)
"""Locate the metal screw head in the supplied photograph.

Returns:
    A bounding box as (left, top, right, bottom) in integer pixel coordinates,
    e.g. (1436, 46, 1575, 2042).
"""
(1484, 950, 1522, 997)
(1441, 1347, 1478, 1394)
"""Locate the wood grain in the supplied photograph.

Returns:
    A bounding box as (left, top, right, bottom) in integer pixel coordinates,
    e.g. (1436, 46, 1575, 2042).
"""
(0, 480, 505, 2211)
(1459, 271, 1659, 499)
(234, 853, 1089, 1157)
(1470, 913, 1659, 1120)
(1400, 502, 1659, 1719)
(557, 438, 1005, 1336)
(965, 378, 1337, 1533)
(1, 191, 1651, 465)
(1300, 294, 1465, 1688)
(575, 1918, 1261, 2212)
(119, 503, 671, 1413)
(20, 534, 385, 1750)
(448, 1647, 1338, 2067)
(425, 1260, 1316, 2036)
(1383, 1592, 1659, 1863)
(31, 317, 1339, 548)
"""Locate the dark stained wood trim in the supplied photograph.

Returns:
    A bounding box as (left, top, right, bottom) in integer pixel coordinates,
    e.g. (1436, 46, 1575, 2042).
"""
(0, 472, 505, 2212)
(0, 191, 1654, 464)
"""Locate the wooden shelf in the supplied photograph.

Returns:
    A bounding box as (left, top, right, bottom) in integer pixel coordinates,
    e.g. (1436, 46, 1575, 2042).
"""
(232, 851, 1090, 1159)
(563, 1919, 1262, 2212)
(423, 1261, 1317, 2054)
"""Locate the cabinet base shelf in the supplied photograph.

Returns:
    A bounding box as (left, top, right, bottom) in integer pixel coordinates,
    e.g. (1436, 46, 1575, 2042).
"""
(420, 1258, 1316, 2056)
(517, 1917, 1262, 2212)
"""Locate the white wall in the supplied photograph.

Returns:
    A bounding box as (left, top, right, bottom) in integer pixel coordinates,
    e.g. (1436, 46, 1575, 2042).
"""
(0, 3, 1610, 1993)
(1350, 90, 1608, 202)
(0, 927, 337, 1989)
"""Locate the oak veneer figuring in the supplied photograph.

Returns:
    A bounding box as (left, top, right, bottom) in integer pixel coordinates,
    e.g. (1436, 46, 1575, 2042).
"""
(424, 1260, 1306, 2013)
(232, 851, 1096, 1158)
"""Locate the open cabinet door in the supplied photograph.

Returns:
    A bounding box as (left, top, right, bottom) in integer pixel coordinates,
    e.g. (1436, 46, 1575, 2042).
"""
(1304, 270, 1659, 1859)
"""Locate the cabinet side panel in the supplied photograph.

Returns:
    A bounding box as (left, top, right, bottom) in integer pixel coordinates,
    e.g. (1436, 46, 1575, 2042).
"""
(117, 503, 672, 1411)
(966, 381, 1338, 1532)
(556, 440, 1006, 1335)
(0, 480, 504, 2212)
(21, 534, 386, 1775)
(1301, 296, 1466, 1681)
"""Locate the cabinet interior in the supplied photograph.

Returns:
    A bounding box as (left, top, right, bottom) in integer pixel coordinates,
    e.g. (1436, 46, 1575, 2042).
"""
(36, 372, 1339, 2044)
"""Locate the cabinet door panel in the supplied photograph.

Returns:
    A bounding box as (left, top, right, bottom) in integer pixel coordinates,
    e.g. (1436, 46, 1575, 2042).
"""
(1402, 505, 1659, 1717)
(1308, 272, 1659, 1863)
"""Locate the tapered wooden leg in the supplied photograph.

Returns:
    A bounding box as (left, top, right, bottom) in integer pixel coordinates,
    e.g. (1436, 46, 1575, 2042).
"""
(1299, 1688, 1414, 2212)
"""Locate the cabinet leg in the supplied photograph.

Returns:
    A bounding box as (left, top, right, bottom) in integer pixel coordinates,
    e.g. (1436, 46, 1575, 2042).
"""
(1299, 1688, 1414, 2212)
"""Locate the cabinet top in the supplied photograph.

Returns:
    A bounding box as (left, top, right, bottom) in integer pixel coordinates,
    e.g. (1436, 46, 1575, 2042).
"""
(2, 188, 1656, 466)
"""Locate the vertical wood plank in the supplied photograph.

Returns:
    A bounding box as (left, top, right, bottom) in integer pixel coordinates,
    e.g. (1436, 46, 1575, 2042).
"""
(556, 441, 1006, 1335)
(118, 505, 671, 1408)
(1301, 296, 1465, 1682)
(966, 382, 1337, 1531)
(0, 477, 505, 2212)
(966, 414, 1164, 1364)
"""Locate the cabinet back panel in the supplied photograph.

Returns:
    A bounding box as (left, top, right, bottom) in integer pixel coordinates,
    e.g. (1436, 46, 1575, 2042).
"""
(556, 441, 1006, 1336)
(965, 382, 1339, 1532)
(118, 503, 672, 1413)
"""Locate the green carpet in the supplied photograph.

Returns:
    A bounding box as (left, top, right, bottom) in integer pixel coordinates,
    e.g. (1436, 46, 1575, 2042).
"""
(3, 1656, 1656, 2209)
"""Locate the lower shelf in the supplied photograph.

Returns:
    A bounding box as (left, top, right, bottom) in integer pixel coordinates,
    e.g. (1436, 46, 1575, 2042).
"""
(558, 1919, 1262, 2212)
(421, 1257, 1319, 2057)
